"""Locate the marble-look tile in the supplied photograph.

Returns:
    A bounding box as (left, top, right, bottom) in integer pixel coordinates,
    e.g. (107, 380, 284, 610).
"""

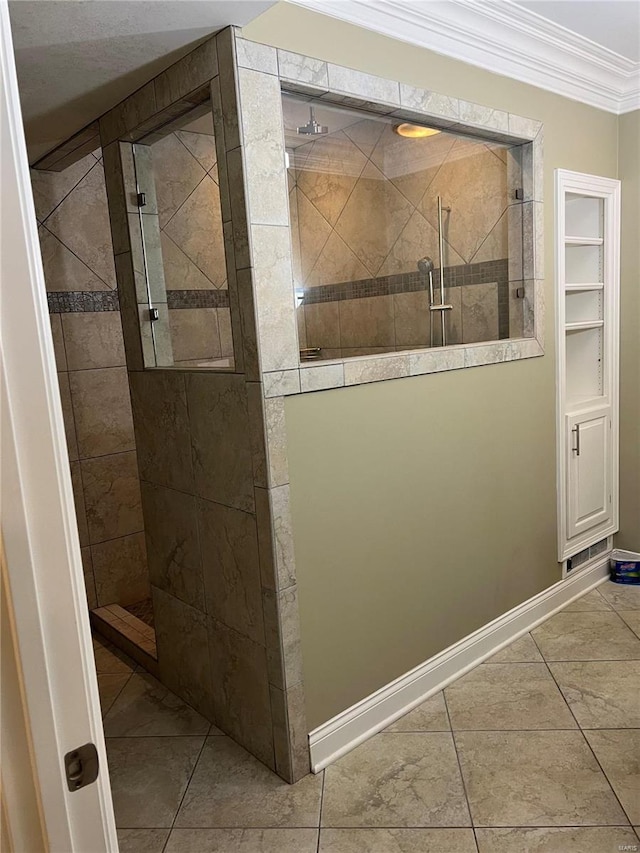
(92, 532, 149, 606)
(421, 139, 508, 263)
(339, 295, 395, 349)
(175, 735, 322, 827)
(217, 306, 234, 357)
(129, 370, 194, 493)
(472, 209, 508, 265)
(236, 38, 278, 74)
(169, 308, 222, 363)
(263, 370, 300, 398)
(141, 482, 204, 611)
(235, 267, 260, 380)
(45, 161, 116, 288)
(320, 828, 477, 853)
(393, 291, 431, 348)
(300, 363, 345, 392)
(485, 633, 543, 662)
(69, 367, 135, 458)
(461, 282, 499, 344)
(399, 84, 460, 121)
(563, 588, 612, 611)
(336, 162, 413, 275)
(97, 673, 130, 716)
(408, 347, 465, 376)
(476, 827, 640, 853)
(168, 828, 317, 853)
(278, 50, 328, 91)
(532, 611, 640, 660)
(384, 692, 450, 732)
(446, 663, 576, 730)
(70, 461, 89, 546)
(269, 485, 298, 590)
(507, 202, 524, 281)
(263, 586, 303, 690)
(327, 65, 400, 107)
(104, 672, 209, 736)
(61, 312, 125, 370)
(508, 113, 542, 140)
(619, 610, 640, 638)
(344, 355, 409, 386)
(304, 302, 341, 351)
(165, 176, 226, 287)
(225, 147, 252, 269)
(432, 287, 463, 347)
(458, 101, 509, 133)
(584, 729, 639, 823)
(150, 133, 206, 227)
(117, 828, 170, 853)
(186, 372, 254, 512)
(208, 618, 273, 767)
(57, 373, 79, 461)
(82, 547, 97, 608)
(522, 201, 544, 280)
(92, 637, 136, 674)
(251, 225, 299, 373)
(271, 682, 309, 783)
(549, 660, 640, 728)
(49, 314, 67, 370)
(106, 735, 204, 828)
(31, 152, 97, 222)
(598, 581, 640, 610)
(129, 212, 167, 303)
(160, 231, 214, 290)
(153, 586, 213, 719)
(238, 69, 289, 227)
(463, 339, 534, 368)
(175, 130, 217, 176)
(38, 224, 109, 292)
(455, 729, 627, 826)
(379, 210, 460, 275)
(81, 450, 143, 542)
(323, 732, 469, 827)
(297, 133, 366, 228)
(306, 231, 370, 288)
(198, 500, 264, 644)
(295, 189, 333, 281)
(154, 39, 217, 110)
(264, 396, 289, 487)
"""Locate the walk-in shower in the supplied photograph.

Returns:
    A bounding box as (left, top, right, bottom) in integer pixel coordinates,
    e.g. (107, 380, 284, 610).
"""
(283, 92, 527, 359)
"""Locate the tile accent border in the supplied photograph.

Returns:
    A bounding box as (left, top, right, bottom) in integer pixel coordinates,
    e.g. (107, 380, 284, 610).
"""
(309, 555, 610, 773)
(234, 33, 545, 398)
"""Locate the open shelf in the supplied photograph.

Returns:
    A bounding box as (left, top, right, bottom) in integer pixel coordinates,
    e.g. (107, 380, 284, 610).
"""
(565, 320, 604, 331)
(565, 283, 604, 292)
(565, 236, 604, 246)
(567, 393, 607, 413)
(566, 194, 603, 240)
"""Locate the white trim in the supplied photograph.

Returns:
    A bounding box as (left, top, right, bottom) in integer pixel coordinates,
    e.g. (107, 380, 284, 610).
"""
(0, 2, 116, 849)
(293, 0, 640, 114)
(309, 556, 609, 772)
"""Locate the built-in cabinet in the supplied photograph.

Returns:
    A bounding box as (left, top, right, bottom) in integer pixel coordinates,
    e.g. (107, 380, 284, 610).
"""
(556, 171, 620, 565)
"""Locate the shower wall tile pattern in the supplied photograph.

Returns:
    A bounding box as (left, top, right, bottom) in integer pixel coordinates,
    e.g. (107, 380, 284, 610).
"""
(32, 154, 151, 611)
(289, 120, 519, 356)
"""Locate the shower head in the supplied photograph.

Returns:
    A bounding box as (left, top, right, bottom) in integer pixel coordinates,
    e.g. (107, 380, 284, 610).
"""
(297, 106, 328, 136)
(417, 256, 434, 275)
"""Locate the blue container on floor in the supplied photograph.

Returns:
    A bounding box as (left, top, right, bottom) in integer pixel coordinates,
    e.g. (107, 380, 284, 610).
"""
(610, 549, 640, 585)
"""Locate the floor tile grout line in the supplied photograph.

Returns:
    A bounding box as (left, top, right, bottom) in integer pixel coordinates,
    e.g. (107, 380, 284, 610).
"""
(317, 765, 326, 845)
(531, 623, 635, 827)
(159, 725, 212, 852)
(443, 692, 478, 847)
(115, 823, 638, 830)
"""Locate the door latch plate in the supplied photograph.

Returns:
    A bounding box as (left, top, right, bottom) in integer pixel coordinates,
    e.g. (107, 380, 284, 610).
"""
(64, 743, 99, 792)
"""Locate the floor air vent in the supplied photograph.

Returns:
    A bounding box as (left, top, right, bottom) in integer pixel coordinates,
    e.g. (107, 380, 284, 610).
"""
(566, 538, 609, 573)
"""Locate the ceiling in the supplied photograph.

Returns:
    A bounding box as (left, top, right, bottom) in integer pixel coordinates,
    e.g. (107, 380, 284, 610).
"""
(9, 0, 275, 163)
(513, 1, 640, 61)
(9, 0, 640, 165)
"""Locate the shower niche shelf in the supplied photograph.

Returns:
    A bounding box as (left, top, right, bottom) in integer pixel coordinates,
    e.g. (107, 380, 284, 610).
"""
(555, 170, 620, 568)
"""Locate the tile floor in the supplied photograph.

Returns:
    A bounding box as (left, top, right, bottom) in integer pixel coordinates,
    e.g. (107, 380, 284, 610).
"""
(95, 580, 640, 852)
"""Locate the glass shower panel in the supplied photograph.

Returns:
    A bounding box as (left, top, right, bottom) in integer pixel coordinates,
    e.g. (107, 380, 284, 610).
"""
(283, 93, 526, 361)
(133, 101, 234, 369)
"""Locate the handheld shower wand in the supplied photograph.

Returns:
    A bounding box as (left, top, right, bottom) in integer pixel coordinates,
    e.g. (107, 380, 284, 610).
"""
(417, 256, 436, 346)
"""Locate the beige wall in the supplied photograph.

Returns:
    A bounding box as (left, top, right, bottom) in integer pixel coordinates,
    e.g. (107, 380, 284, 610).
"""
(245, 3, 622, 729)
(617, 109, 640, 550)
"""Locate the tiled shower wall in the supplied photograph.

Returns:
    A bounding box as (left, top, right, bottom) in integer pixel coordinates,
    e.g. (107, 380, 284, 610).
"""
(31, 154, 150, 609)
(150, 128, 233, 365)
(289, 126, 518, 355)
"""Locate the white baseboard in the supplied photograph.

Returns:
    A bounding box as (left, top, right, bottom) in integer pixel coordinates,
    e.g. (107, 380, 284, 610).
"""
(309, 556, 610, 773)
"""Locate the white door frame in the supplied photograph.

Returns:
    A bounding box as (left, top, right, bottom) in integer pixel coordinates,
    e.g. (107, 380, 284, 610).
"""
(1, 3, 117, 849)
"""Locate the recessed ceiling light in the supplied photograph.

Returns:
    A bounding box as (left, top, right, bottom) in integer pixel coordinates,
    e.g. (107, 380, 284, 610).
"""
(393, 123, 441, 139)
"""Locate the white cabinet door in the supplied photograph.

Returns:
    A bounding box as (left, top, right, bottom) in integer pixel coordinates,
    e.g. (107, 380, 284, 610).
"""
(566, 408, 611, 539)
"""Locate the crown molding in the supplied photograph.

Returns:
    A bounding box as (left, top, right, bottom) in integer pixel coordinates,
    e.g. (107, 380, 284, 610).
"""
(292, 0, 640, 114)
